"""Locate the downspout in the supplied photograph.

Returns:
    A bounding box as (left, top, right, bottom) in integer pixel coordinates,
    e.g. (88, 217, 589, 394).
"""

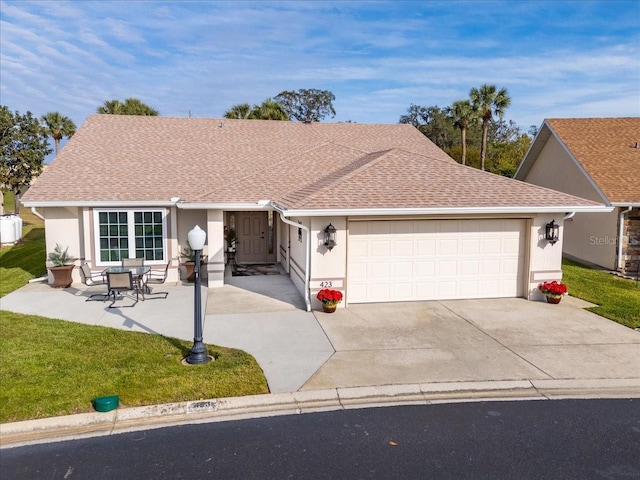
(278, 212, 311, 312)
(31, 207, 45, 221)
(563, 212, 575, 221)
(618, 206, 632, 271)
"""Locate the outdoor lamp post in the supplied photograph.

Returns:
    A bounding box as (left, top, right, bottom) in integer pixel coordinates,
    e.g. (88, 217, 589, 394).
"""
(185, 225, 211, 365)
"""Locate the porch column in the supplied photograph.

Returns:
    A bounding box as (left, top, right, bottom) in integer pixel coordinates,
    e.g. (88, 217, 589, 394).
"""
(206, 209, 225, 288)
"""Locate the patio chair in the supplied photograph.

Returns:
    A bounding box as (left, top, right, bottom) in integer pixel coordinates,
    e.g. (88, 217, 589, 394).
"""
(144, 264, 169, 299)
(106, 271, 138, 308)
(80, 263, 108, 301)
(121, 257, 144, 267)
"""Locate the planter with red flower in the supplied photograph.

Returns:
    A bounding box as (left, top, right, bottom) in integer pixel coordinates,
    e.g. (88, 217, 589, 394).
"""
(317, 288, 343, 313)
(538, 280, 568, 304)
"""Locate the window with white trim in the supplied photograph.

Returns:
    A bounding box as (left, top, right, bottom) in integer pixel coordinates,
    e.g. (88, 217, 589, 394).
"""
(94, 210, 167, 265)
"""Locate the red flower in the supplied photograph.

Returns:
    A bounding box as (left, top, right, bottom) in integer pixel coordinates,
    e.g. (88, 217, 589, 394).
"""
(538, 281, 567, 296)
(317, 288, 343, 305)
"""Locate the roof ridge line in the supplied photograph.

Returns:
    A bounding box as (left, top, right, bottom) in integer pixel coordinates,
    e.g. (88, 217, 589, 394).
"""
(277, 148, 396, 208)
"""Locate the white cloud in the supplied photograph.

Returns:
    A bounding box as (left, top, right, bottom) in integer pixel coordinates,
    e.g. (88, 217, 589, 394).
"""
(0, 0, 637, 134)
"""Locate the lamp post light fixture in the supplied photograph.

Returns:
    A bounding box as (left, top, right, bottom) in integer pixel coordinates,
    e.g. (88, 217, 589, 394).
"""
(323, 223, 337, 251)
(185, 225, 211, 365)
(545, 219, 560, 245)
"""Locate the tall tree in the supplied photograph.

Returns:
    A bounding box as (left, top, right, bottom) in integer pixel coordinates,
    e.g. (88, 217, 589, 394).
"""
(399, 104, 456, 150)
(447, 100, 475, 165)
(275, 89, 336, 122)
(0, 106, 51, 213)
(469, 84, 511, 171)
(224, 103, 252, 119)
(40, 112, 76, 156)
(97, 98, 159, 115)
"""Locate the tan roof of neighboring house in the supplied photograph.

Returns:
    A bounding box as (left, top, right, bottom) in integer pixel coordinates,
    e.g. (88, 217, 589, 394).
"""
(21, 114, 603, 212)
(520, 117, 640, 204)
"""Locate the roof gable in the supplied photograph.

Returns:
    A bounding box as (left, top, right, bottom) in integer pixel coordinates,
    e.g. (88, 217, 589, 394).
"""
(516, 117, 640, 204)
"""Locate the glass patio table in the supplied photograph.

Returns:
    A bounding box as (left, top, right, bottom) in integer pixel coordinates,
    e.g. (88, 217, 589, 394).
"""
(102, 266, 151, 300)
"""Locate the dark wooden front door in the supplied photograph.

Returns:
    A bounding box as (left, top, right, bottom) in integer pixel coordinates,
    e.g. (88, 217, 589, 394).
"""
(237, 212, 268, 263)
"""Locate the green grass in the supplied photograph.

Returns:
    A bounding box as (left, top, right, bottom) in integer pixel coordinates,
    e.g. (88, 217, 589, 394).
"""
(0, 191, 268, 423)
(1, 191, 47, 296)
(0, 311, 268, 423)
(563, 258, 640, 329)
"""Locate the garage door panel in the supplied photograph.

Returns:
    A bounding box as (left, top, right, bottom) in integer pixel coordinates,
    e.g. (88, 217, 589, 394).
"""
(417, 239, 436, 255)
(347, 219, 525, 303)
(393, 240, 413, 255)
(439, 239, 458, 255)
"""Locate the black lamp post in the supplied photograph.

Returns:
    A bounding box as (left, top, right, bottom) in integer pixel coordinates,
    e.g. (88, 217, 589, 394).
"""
(185, 225, 211, 365)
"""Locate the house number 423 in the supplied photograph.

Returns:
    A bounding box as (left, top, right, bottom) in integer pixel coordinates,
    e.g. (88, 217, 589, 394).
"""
(319, 281, 333, 288)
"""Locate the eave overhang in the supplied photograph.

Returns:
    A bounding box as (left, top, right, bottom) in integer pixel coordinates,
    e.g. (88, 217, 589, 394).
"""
(274, 205, 613, 217)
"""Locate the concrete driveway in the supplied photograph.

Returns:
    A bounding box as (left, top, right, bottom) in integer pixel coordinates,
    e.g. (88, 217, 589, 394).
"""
(302, 297, 640, 392)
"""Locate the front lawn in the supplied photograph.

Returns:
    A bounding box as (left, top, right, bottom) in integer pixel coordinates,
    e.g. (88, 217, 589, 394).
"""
(0, 312, 268, 423)
(563, 258, 640, 329)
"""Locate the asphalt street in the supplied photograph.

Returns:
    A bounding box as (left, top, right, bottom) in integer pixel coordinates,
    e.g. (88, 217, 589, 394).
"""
(2, 398, 639, 479)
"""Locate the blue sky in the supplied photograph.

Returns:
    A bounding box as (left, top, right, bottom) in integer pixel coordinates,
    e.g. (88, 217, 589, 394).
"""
(1, 0, 639, 140)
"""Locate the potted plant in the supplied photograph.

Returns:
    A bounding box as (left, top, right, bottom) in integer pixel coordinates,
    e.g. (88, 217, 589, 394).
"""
(538, 280, 568, 304)
(225, 228, 237, 253)
(317, 288, 343, 313)
(180, 246, 207, 282)
(47, 244, 77, 288)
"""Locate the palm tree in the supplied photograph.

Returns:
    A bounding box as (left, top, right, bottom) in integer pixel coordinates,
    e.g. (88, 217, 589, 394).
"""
(248, 98, 288, 120)
(447, 100, 475, 166)
(224, 103, 252, 119)
(469, 84, 511, 171)
(96, 98, 158, 116)
(97, 100, 124, 114)
(40, 112, 76, 156)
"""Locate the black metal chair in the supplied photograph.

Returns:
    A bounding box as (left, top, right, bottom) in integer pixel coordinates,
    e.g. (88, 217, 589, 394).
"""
(106, 271, 138, 308)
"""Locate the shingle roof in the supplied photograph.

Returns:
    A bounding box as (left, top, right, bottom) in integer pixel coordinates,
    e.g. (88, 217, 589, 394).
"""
(543, 118, 639, 203)
(22, 114, 603, 212)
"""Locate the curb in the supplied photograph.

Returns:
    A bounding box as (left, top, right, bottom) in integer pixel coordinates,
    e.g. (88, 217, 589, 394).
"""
(2, 379, 639, 448)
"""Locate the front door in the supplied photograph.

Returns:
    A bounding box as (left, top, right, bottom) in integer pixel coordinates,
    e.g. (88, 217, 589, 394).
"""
(236, 212, 268, 263)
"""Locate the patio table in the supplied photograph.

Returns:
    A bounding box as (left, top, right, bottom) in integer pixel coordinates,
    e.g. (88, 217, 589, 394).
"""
(103, 266, 151, 300)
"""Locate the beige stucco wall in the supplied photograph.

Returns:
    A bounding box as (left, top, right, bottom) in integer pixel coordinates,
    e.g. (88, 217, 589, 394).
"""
(205, 209, 224, 287)
(43, 207, 82, 284)
(564, 211, 618, 270)
(527, 214, 565, 301)
(309, 217, 347, 310)
(521, 135, 617, 269)
(524, 136, 604, 202)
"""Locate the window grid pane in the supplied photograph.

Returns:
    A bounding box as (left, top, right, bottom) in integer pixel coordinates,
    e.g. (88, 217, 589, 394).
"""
(98, 211, 128, 263)
(134, 211, 164, 261)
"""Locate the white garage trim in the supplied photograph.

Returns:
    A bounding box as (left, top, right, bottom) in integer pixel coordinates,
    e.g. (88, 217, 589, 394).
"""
(347, 218, 527, 303)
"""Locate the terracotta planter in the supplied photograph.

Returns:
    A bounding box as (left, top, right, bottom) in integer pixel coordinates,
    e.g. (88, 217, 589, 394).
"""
(322, 303, 337, 313)
(545, 295, 562, 304)
(49, 265, 75, 288)
(183, 262, 196, 282)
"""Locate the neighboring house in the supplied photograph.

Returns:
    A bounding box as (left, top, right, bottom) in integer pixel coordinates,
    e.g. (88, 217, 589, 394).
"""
(21, 115, 608, 309)
(515, 118, 640, 277)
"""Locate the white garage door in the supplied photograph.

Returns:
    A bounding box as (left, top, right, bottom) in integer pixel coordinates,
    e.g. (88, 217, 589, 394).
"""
(347, 219, 526, 303)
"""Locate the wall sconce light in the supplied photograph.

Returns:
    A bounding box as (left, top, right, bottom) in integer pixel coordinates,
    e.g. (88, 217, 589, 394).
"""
(545, 219, 559, 245)
(324, 223, 337, 251)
